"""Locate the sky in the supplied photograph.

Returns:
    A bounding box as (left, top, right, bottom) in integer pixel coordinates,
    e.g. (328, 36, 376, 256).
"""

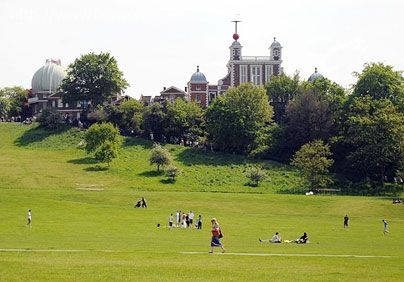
(0, 0, 403, 98)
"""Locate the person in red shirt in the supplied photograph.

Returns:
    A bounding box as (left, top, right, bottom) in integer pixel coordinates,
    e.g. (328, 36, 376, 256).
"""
(209, 218, 225, 253)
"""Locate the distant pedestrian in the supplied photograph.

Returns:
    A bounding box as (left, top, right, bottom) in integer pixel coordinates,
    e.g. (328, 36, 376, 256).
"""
(344, 215, 349, 228)
(197, 215, 202, 229)
(141, 197, 147, 208)
(27, 209, 32, 227)
(382, 219, 389, 234)
(168, 213, 174, 229)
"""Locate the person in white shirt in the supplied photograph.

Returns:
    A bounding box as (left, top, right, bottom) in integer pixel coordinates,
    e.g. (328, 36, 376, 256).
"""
(259, 232, 282, 243)
(27, 209, 32, 227)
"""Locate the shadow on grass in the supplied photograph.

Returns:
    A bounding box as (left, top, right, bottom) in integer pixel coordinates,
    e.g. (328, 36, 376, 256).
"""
(175, 147, 249, 166)
(160, 178, 176, 184)
(138, 170, 164, 177)
(84, 166, 109, 172)
(14, 124, 71, 146)
(68, 157, 98, 165)
(122, 136, 154, 149)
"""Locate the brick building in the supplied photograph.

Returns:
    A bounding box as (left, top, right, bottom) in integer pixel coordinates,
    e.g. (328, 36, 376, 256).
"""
(187, 23, 283, 107)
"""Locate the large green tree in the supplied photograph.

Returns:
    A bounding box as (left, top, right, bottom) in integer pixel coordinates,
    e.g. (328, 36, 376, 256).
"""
(163, 98, 205, 144)
(84, 122, 122, 166)
(283, 90, 334, 157)
(291, 139, 334, 189)
(342, 97, 404, 188)
(352, 63, 404, 109)
(108, 99, 144, 135)
(61, 52, 129, 107)
(0, 86, 28, 119)
(266, 73, 300, 124)
(142, 103, 166, 142)
(206, 83, 274, 154)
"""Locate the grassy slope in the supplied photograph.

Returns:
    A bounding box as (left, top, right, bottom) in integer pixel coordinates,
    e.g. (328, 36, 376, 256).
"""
(0, 123, 403, 281)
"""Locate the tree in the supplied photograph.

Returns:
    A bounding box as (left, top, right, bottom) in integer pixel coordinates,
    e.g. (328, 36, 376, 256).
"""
(166, 165, 180, 182)
(84, 123, 122, 155)
(0, 86, 28, 119)
(342, 97, 404, 188)
(206, 83, 274, 154)
(149, 144, 171, 172)
(37, 108, 64, 130)
(291, 140, 334, 189)
(164, 98, 205, 144)
(283, 90, 334, 157)
(94, 141, 118, 167)
(352, 63, 404, 109)
(245, 166, 268, 187)
(61, 52, 129, 107)
(266, 73, 300, 124)
(107, 99, 144, 135)
(142, 103, 166, 142)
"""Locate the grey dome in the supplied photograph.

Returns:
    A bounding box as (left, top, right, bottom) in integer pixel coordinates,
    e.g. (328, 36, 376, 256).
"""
(31, 59, 66, 93)
(308, 67, 324, 82)
(190, 66, 207, 83)
(270, 37, 282, 49)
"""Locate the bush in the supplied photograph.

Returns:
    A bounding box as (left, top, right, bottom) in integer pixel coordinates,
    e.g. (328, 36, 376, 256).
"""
(37, 108, 64, 130)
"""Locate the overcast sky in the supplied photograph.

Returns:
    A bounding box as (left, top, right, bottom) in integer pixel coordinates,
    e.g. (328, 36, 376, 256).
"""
(0, 0, 403, 98)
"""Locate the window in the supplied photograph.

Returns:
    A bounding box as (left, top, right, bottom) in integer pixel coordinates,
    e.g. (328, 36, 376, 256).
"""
(265, 65, 273, 84)
(196, 95, 201, 103)
(240, 65, 248, 83)
(251, 65, 262, 85)
(58, 99, 63, 108)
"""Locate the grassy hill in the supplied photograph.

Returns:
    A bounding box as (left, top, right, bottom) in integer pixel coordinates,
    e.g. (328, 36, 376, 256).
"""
(0, 123, 403, 281)
(1, 122, 304, 194)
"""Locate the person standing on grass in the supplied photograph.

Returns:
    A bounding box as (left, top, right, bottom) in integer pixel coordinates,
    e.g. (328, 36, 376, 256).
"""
(168, 213, 174, 229)
(344, 215, 349, 228)
(197, 215, 202, 229)
(209, 218, 225, 253)
(382, 219, 389, 234)
(27, 209, 32, 227)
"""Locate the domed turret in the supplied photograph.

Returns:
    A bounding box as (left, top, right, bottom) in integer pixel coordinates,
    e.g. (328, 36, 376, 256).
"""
(31, 59, 66, 93)
(308, 67, 324, 82)
(189, 65, 208, 83)
(269, 37, 282, 61)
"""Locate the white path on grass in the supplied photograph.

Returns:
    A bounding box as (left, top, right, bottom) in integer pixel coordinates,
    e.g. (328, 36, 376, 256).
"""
(0, 249, 115, 253)
(0, 249, 393, 258)
(180, 252, 392, 258)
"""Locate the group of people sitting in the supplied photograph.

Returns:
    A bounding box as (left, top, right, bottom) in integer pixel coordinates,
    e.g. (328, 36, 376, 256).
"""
(134, 197, 147, 208)
(259, 232, 309, 244)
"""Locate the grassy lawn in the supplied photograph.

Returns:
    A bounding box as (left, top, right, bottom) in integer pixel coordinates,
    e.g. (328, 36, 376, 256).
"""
(0, 123, 403, 281)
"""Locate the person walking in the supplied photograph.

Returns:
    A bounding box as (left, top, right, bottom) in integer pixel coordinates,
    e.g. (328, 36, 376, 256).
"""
(344, 215, 349, 228)
(382, 219, 389, 234)
(209, 218, 225, 253)
(27, 209, 32, 227)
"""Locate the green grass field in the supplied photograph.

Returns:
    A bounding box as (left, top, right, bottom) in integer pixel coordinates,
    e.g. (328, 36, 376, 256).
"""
(0, 123, 403, 281)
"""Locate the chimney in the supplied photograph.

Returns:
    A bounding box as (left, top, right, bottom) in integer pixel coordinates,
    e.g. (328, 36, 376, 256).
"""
(163, 87, 166, 91)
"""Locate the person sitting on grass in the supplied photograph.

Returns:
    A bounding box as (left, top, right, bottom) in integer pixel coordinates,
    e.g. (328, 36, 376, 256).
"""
(259, 232, 282, 243)
(285, 232, 309, 243)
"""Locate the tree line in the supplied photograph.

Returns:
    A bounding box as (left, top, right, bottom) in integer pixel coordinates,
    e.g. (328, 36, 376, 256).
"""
(1, 52, 403, 195)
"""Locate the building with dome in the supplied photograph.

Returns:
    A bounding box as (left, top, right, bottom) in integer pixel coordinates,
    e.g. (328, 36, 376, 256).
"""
(187, 22, 283, 107)
(29, 59, 85, 119)
(308, 67, 324, 82)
